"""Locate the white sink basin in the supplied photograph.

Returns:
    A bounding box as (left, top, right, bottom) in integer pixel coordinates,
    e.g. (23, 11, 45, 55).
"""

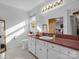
(39, 36, 52, 40)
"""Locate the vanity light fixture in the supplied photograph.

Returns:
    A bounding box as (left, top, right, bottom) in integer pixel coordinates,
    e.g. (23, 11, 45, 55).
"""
(49, 4, 53, 8)
(41, 0, 63, 14)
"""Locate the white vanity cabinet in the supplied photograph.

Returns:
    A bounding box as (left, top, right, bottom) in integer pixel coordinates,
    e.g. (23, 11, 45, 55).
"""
(48, 43, 77, 59)
(28, 37, 36, 55)
(28, 37, 79, 59)
(36, 39, 48, 59)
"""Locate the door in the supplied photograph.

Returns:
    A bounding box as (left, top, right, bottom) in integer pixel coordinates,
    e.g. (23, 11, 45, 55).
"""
(48, 18, 56, 33)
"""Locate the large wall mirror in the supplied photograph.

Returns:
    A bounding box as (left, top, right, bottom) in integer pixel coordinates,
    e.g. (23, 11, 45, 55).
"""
(48, 17, 63, 34)
(42, 24, 47, 32)
(0, 20, 6, 53)
(56, 17, 63, 34)
(72, 11, 79, 35)
(48, 11, 79, 36)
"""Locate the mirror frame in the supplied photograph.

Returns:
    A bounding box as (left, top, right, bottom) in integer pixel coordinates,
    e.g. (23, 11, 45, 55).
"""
(0, 19, 6, 53)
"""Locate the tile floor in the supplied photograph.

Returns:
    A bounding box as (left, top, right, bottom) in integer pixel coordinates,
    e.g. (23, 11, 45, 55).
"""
(6, 46, 36, 59)
(3, 38, 36, 59)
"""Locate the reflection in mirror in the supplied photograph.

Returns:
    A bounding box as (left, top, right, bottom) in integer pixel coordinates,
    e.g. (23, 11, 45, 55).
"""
(76, 15, 79, 35)
(42, 24, 47, 32)
(48, 17, 63, 34)
(56, 17, 63, 34)
(70, 11, 79, 35)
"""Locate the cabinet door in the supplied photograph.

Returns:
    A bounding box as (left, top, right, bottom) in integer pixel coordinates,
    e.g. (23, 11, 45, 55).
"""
(48, 43, 60, 59)
(48, 49, 59, 59)
(59, 45, 78, 59)
(28, 37, 32, 52)
(28, 37, 36, 55)
(36, 40, 48, 59)
(48, 43, 75, 59)
(31, 38, 36, 55)
(36, 39, 41, 58)
(39, 47, 47, 59)
(39, 41, 48, 59)
(76, 53, 79, 59)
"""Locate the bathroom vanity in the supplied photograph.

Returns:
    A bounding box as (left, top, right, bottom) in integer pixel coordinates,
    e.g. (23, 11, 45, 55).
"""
(28, 33, 79, 59)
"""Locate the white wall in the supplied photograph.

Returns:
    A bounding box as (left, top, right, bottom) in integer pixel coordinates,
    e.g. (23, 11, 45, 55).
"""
(28, 0, 79, 34)
(0, 3, 29, 48)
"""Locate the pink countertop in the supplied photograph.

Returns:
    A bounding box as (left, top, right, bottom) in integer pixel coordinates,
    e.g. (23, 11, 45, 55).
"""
(29, 35, 79, 50)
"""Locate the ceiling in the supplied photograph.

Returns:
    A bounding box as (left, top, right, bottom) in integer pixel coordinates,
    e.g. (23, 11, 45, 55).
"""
(0, 0, 45, 11)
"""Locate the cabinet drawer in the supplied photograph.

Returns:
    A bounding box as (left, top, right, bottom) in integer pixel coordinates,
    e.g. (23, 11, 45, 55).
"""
(40, 41, 48, 48)
(48, 43, 61, 52)
(31, 38, 36, 42)
(60, 46, 78, 58)
(36, 40, 48, 48)
(58, 53, 74, 59)
(48, 43, 79, 58)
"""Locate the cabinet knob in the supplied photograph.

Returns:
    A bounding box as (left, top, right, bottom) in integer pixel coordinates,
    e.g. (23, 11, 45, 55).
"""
(52, 46, 54, 48)
(40, 49, 42, 51)
(68, 51, 70, 54)
(47, 49, 48, 52)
